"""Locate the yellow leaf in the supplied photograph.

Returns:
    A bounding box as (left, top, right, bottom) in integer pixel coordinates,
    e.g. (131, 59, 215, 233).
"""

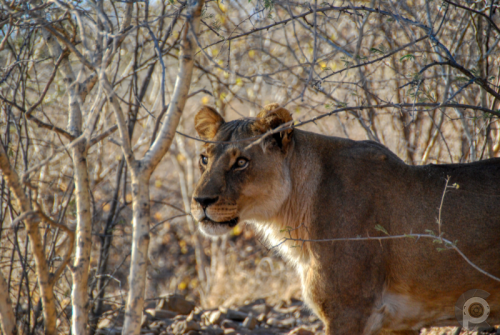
(177, 153, 186, 162)
(231, 225, 242, 236)
(217, 0, 227, 12)
(201, 96, 210, 105)
(248, 50, 255, 58)
(155, 180, 162, 188)
(178, 281, 187, 290)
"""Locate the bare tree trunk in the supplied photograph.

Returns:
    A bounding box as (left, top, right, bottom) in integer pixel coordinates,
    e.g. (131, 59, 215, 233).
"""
(41, 28, 93, 335)
(100, 1, 204, 333)
(122, 171, 150, 333)
(70, 141, 93, 335)
(0, 269, 16, 335)
(0, 144, 57, 335)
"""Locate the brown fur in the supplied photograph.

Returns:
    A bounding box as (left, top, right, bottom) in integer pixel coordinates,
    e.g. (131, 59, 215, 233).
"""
(191, 104, 500, 335)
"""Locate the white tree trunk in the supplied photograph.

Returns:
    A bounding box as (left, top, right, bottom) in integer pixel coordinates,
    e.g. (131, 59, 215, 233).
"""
(121, 172, 150, 334)
(71, 142, 93, 335)
(42, 28, 93, 335)
(106, 1, 204, 333)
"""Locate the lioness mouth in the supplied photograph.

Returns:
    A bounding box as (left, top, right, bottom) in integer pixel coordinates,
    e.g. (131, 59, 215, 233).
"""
(202, 217, 239, 227)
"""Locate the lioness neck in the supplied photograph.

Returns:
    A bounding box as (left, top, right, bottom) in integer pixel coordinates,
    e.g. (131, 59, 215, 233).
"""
(261, 130, 350, 265)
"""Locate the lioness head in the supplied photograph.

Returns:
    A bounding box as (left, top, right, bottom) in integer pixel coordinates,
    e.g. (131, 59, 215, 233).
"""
(191, 103, 294, 236)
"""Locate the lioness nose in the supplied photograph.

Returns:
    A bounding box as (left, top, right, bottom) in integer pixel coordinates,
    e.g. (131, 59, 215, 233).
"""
(194, 196, 219, 209)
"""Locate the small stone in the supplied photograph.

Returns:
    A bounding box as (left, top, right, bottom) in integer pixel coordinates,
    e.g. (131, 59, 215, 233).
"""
(280, 318, 296, 328)
(223, 330, 236, 335)
(201, 311, 212, 325)
(251, 304, 271, 316)
(149, 321, 162, 330)
(221, 320, 239, 330)
(266, 317, 295, 328)
(185, 331, 200, 335)
(266, 318, 280, 327)
(256, 313, 266, 322)
(288, 327, 314, 335)
(157, 294, 196, 315)
(226, 309, 247, 322)
(242, 316, 256, 330)
(146, 308, 178, 320)
(172, 320, 200, 334)
(201, 326, 224, 335)
(144, 301, 157, 309)
(209, 311, 225, 325)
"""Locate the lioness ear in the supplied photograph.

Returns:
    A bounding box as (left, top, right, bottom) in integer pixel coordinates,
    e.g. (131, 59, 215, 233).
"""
(195, 106, 225, 140)
(255, 103, 294, 149)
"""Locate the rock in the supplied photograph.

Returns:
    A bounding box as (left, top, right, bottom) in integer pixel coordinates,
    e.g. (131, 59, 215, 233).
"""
(172, 320, 200, 334)
(96, 329, 121, 335)
(226, 309, 247, 322)
(251, 304, 271, 316)
(185, 331, 200, 335)
(148, 321, 166, 331)
(266, 318, 280, 327)
(280, 318, 296, 328)
(256, 313, 266, 322)
(157, 294, 196, 315)
(208, 311, 225, 325)
(144, 301, 157, 309)
(277, 305, 301, 314)
(201, 326, 224, 335)
(288, 327, 314, 335)
(266, 317, 295, 328)
(146, 308, 177, 320)
(242, 316, 256, 330)
(221, 320, 239, 330)
(223, 330, 236, 335)
(239, 300, 271, 316)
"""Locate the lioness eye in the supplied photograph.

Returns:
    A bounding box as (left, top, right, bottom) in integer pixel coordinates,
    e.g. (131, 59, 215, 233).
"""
(200, 155, 208, 165)
(235, 157, 248, 169)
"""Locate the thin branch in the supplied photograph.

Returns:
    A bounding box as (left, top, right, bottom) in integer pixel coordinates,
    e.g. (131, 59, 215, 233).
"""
(37, 211, 75, 285)
(442, 0, 500, 35)
(274, 233, 500, 282)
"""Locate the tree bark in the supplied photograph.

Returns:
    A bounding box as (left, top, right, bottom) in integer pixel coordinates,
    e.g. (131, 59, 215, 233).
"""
(0, 268, 16, 335)
(41, 28, 93, 335)
(0, 143, 57, 335)
(101, 1, 205, 333)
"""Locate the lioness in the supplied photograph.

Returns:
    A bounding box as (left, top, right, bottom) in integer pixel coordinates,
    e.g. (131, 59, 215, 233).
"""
(190, 103, 500, 335)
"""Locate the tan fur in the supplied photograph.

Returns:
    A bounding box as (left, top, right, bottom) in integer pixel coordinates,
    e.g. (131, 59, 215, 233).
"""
(194, 106, 225, 140)
(191, 104, 500, 335)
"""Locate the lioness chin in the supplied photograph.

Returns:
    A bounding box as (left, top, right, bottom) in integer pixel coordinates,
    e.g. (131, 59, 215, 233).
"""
(191, 103, 500, 335)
